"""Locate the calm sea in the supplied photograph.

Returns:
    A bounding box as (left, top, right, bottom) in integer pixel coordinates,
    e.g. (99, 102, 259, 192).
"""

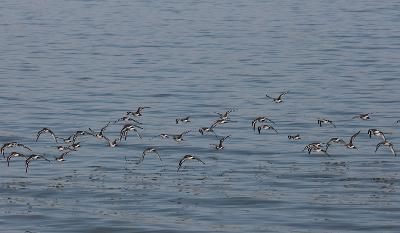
(1, 0, 400, 232)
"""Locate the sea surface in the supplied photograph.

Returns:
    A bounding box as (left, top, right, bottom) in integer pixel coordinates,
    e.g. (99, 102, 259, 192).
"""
(1, 1, 400, 232)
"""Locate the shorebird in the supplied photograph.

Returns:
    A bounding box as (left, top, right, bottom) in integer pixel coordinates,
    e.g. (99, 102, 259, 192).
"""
(6, 152, 26, 167)
(57, 134, 75, 144)
(317, 118, 336, 128)
(172, 130, 191, 142)
(1, 142, 32, 157)
(69, 142, 81, 150)
(177, 154, 205, 172)
(266, 91, 288, 103)
(25, 154, 51, 173)
(87, 122, 111, 139)
(138, 147, 162, 164)
(199, 126, 215, 135)
(252, 116, 275, 131)
(375, 140, 396, 156)
(210, 135, 230, 150)
(120, 123, 143, 140)
(55, 150, 73, 162)
(56, 130, 88, 144)
(126, 106, 150, 117)
(303, 142, 323, 154)
(257, 124, 278, 134)
(211, 118, 230, 128)
(176, 116, 191, 124)
(216, 109, 235, 120)
(352, 113, 372, 120)
(113, 116, 141, 124)
(36, 128, 58, 143)
(57, 145, 76, 151)
(158, 133, 169, 139)
(325, 137, 346, 151)
(344, 131, 361, 149)
(367, 129, 386, 140)
(102, 136, 120, 148)
(69, 130, 90, 142)
(288, 134, 301, 140)
(308, 146, 330, 156)
(74, 130, 87, 136)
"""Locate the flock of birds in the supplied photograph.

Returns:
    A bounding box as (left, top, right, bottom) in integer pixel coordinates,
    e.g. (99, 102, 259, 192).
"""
(1, 91, 400, 174)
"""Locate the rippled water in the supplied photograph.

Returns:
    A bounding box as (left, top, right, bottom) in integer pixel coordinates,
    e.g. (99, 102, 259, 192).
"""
(1, 1, 400, 232)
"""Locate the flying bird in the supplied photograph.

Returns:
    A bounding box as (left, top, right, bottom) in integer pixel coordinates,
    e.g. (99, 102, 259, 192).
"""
(177, 154, 205, 172)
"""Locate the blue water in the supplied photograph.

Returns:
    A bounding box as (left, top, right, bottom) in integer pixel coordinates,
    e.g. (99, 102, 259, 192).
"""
(1, 1, 400, 232)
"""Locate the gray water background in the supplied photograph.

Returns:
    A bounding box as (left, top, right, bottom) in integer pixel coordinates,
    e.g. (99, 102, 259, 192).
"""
(1, 0, 400, 232)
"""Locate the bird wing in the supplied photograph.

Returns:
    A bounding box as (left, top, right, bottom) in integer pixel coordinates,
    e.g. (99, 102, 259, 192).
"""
(36, 128, 45, 141)
(375, 141, 384, 152)
(350, 131, 361, 144)
(389, 144, 396, 156)
(194, 156, 205, 164)
(177, 158, 186, 172)
(270, 126, 278, 133)
(278, 91, 288, 99)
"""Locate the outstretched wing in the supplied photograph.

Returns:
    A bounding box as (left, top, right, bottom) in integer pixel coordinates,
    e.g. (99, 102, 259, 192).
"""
(350, 131, 361, 144)
(193, 156, 205, 164)
(389, 144, 397, 156)
(36, 128, 45, 141)
(278, 91, 289, 99)
(375, 141, 385, 152)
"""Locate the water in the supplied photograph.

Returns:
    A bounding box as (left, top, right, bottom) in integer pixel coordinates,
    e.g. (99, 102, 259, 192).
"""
(1, 0, 400, 232)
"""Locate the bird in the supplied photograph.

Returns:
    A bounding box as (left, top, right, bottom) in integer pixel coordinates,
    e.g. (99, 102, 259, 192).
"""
(126, 106, 150, 117)
(120, 123, 143, 140)
(303, 142, 323, 154)
(36, 128, 58, 143)
(87, 122, 111, 139)
(308, 146, 330, 156)
(1, 142, 32, 157)
(266, 91, 288, 103)
(211, 118, 230, 128)
(176, 116, 191, 124)
(257, 124, 278, 134)
(252, 116, 275, 131)
(215, 109, 235, 120)
(288, 134, 301, 140)
(352, 113, 372, 120)
(57, 134, 75, 144)
(158, 133, 170, 139)
(57, 145, 76, 152)
(102, 136, 120, 148)
(199, 126, 215, 135)
(317, 118, 336, 128)
(73, 130, 88, 136)
(113, 116, 141, 124)
(344, 131, 361, 149)
(172, 130, 191, 142)
(56, 130, 88, 144)
(325, 137, 346, 151)
(55, 150, 73, 162)
(177, 154, 205, 172)
(210, 135, 230, 150)
(6, 152, 26, 167)
(25, 154, 51, 173)
(375, 140, 396, 156)
(70, 130, 89, 142)
(69, 142, 81, 150)
(367, 129, 386, 141)
(138, 147, 162, 164)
